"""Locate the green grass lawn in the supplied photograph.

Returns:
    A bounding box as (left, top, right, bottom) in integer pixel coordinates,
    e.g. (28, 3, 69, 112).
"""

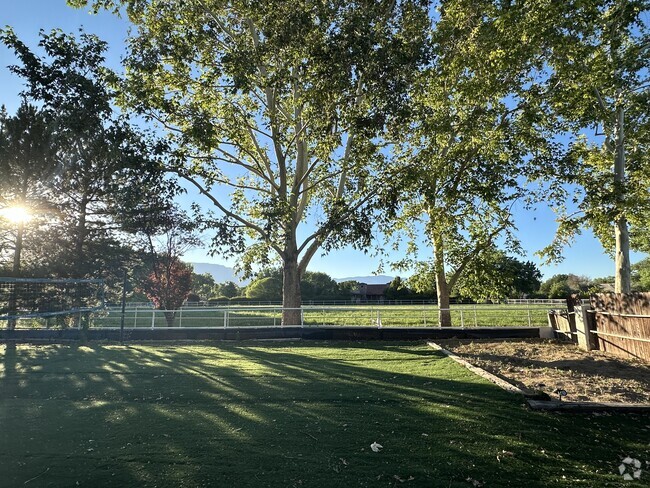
(91, 304, 551, 328)
(1, 342, 647, 487)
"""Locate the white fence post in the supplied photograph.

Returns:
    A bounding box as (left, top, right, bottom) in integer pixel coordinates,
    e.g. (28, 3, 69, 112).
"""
(134, 307, 138, 328)
(223, 310, 228, 329)
(179, 308, 183, 328)
(151, 310, 155, 330)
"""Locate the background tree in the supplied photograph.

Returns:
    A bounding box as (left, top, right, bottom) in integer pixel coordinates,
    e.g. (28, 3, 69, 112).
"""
(70, 0, 430, 325)
(190, 272, 217, 300)
(216, 281, 240, 299)
(134, 207, 201, 326)
(0, 102, 57, 277)
(452, 250, 542, 301)
(142, 256, 193, 325)
(337, 280, 361, 301)
(1, 28, 168, 283)
(245, 277, 282, 302)
(301, 272, 341, 301)
(538, 274, 594, 298)
(632, 258, 650, 291)
(384, 276, 411, 300)
(406, 262, 437, 298)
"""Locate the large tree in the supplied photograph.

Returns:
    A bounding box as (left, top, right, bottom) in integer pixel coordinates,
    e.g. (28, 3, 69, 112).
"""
(70, 0, 430, 325)
(0, 102, 58, 277)
(511, 0, 650, 293)
(1, 28, 168, 281)
(383, 0, 557, 325)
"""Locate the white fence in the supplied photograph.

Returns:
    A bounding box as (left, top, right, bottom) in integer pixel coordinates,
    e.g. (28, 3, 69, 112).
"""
(88, 303, 552, 329)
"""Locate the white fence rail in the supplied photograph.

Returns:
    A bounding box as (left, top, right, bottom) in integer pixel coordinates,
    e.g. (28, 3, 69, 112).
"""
(82, 304, 553, 329)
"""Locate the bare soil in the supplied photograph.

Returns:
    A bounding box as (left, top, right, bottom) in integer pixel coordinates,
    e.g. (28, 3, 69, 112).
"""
(437, 339, 650, 404)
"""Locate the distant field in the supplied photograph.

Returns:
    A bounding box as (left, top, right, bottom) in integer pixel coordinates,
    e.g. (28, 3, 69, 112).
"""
(1, 342, 646, 487)
(89, 304, 553, 328)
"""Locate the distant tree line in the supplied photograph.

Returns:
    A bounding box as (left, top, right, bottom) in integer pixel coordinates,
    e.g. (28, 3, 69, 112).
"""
(184, 255, 650, 304)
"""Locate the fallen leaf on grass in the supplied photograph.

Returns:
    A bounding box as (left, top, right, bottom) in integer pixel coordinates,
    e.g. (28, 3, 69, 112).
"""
(393, 475, 415, 482)
(370, 442, 383, 452)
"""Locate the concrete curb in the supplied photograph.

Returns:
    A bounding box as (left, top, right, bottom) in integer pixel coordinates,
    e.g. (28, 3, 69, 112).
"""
(526, 400, 650, 413)
(0, 326, 542, 343)
(426, 341, 525, 394)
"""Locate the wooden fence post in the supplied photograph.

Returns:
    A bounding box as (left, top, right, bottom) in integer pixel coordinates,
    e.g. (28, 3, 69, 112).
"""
(574, 305, 596, 351)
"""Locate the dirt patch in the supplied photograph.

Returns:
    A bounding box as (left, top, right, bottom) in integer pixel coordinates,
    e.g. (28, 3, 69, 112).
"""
(437, 339, 650, 404)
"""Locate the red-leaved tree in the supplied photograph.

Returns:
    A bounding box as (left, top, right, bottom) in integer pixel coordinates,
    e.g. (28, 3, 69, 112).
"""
(142, 255, 192, 327)
(131, 206, 200, 327)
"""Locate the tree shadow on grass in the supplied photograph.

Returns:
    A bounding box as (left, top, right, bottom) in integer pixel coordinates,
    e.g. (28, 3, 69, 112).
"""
(0, 341, 648, 487)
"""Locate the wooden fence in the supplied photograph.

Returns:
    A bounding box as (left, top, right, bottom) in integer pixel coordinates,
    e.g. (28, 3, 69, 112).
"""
(589, 292, 650, 361)
(547, 310, 576, 343)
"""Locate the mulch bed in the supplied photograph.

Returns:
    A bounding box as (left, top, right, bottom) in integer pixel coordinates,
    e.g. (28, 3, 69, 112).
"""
(437, 338, 650, 404)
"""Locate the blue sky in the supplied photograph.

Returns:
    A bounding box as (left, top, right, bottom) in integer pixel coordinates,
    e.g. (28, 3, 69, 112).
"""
(1, 0, 645, 281)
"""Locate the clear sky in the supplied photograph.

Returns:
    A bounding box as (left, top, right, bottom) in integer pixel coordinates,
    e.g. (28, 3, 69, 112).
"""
(1, 0, 645, 281)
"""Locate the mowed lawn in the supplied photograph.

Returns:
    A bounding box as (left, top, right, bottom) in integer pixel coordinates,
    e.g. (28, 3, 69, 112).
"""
(93, 304, 551, 328)
(0, 342, 647, 487)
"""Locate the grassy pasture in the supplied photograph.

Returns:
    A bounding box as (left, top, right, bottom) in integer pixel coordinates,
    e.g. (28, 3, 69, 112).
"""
(0, 342, 647, 487)
(92, 304, 552, 329)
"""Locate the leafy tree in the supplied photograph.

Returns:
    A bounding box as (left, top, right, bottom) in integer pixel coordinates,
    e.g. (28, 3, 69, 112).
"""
(547, 282, 574, 300)
(538, 273, 594, 298)
(218, 281, 240, 299)
(135, 207, 200, 325)
(0, 102, 57, 277)
(384, 276, 410, 300)
(245, 277, 282, 302)
(337, 280, 361, 300)
(384, 1, 557, 325)
(142, 256, 193, 326)
(70, 0, 430, 325)
(452, 250, 542, 300)
(301, 272, 341, 301)
(508, 0, 650, 292)
(191, 272, 217, 300)
(406, 262, 437, 298)
(632, 258, 650, 291)
(1, 28, 168, 281)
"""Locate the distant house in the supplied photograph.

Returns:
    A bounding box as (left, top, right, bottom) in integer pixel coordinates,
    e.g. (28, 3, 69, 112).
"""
(351, 283, 391, 303)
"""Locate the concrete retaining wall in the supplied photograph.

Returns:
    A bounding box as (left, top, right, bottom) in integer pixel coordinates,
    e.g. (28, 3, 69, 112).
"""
(0, 326, 541, 343)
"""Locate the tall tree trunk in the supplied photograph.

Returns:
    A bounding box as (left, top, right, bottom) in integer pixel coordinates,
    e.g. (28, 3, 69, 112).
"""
(615, 216, 631, 293)
(282, 254, 302, 326)
(163, 311, 176, 327)
(432, 231, 452, 327)
(7, 221, 24, 330)
(614, 104, 631, 293)
(12, 221, 24, 276)
(74, 196, 88, 278)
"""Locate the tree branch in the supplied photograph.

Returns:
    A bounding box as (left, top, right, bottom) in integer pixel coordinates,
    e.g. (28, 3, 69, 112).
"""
(171, 169, 283, 255)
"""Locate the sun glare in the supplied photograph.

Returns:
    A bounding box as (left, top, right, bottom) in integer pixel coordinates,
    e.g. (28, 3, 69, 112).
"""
(0, 206, 33, 224)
